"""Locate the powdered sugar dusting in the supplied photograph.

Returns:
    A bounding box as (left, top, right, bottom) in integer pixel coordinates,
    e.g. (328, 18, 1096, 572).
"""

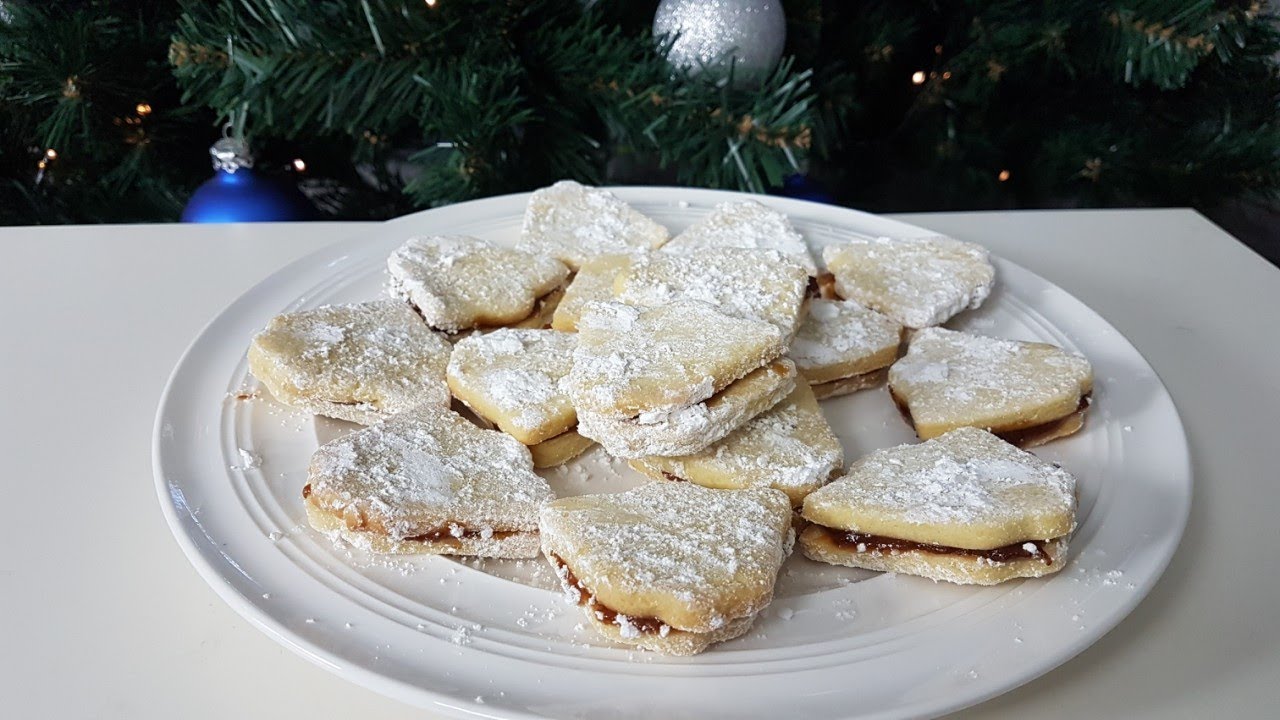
(565, 300, 785, 417)
(638, 382, 842, 504)
(662, 200, 817, 275)
(540, 483, 793, 631)
(447, 329, 578, 443)
(518, 180, 669, 270)
(308, 406, 553, 539)
(805, 427, 1076, 531)
(790, 299, 902, 371)
(822, 235, 994, 328)
(889, 327, 1093, 428)
(617, 247, 808, 337)
(551, 253, 632, 332)
(248, 300, 452, 423)
(386, 235, 568, 332)
(577, 360, 797, 458)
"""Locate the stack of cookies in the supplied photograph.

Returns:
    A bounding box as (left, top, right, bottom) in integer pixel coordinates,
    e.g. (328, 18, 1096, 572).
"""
(245, 179, 1096, 656)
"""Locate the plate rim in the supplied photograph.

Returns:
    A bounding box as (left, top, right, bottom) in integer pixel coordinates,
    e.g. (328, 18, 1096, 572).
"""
(153, 187, 1192, 719)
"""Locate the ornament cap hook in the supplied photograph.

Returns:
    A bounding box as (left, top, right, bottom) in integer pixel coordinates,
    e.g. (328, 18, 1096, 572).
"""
(210, 129, 254, 173)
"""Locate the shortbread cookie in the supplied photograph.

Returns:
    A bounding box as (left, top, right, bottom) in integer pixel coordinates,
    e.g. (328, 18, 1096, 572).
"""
(630, 381, 842, 505)
(800, 427, 1075, 585)
(888, 327, 1093, 446)
(822, 235, 995, 328)
(303, 406, 554, 558)
(550, 253, 632, 332)
(519, 181, 669, 270)
(541, 483, 793, 655)
(790, 298, 903, 399)
(447, 328, 593, 467)
(247, 300, 451, 425)
(615, 247, 809, 338)
(663, 200, 817, 276)
(507, 286, 564, 330)
(527, 429, 596, 468)
(387, 235, 569, 333)
(579, 358, 797, 458)
(565, 300, 786, 418)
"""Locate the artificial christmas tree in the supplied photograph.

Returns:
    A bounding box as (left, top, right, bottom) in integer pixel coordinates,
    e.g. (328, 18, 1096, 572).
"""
(2, 0, 1278, 224)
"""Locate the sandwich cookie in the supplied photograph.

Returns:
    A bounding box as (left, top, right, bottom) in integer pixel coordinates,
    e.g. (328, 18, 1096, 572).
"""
(565, 300, 795, 458)
(799, 427, 1076, 585)
(247, 300, 451, 425)
(888, 327, 1094, 447)
(630, 381, 843, 506)
(447, 328, 594, 468)
(550, 253, 632, 332)
(387, 235, 569, 333)
(540, 482, 794, 655)
(822, 235, 995, 329)
(789, 298, 904, 399)
(518, 180, 669, 270)
(303, 406, 554, 558)
(662, 200, 818, 276)
(614, 246, 809, 339)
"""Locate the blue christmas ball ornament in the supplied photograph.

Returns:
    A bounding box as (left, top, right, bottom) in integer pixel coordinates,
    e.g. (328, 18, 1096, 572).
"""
(776, 173, 835, 204)
(181, 137, 312, 222)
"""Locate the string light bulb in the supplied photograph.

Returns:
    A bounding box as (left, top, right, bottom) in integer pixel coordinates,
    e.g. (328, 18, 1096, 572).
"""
(425, 0, 437, 6)
(911, 70, 926, 85)
(36, 149, 57, 185)
(136, 103, 152, 116)
(998, 169, 1011, 182)
(292, 158, 307, 172)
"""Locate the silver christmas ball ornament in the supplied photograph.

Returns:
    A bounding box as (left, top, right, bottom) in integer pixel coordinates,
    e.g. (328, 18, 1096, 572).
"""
(653, 0, 786, 87)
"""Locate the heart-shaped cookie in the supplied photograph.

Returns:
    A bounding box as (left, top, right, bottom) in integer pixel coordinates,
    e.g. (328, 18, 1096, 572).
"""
(615, 246, 809, 338)
(662, 200, 817, 276)
(822, 235, 995, 328)
(304, 406, 554, 558)
(800, 427, 1077, 585)
(387, 235, 568, 333)
(518, 180, 669, 270)
(247, 300, 451, 424)
(630, 380, 843, 506)
(889, 327, 1093, 446)
(447, 328, 593, 467)
(565, 300, 786, 418)
(540, 482, 793, 655)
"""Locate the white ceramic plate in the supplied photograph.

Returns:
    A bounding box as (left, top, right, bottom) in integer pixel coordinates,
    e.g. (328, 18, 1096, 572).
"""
(153, 188, 1190, 719)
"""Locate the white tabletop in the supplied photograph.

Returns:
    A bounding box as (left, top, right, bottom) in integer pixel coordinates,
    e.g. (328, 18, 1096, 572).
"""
(3, 209, 1276, 718)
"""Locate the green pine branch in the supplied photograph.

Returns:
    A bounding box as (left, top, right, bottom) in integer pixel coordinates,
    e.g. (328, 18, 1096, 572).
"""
(169, 0, 817, 205)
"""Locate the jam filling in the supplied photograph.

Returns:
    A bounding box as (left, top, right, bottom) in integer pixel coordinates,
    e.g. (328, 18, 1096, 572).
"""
(625, 361, 791, 423)
(820, 526, 1054, 565)
(660, 471, 688, 483)
(549, 554, 671, 635)
(805, 275, 822, 299)
(302, 484, 517, 542)
(996, 395, 1090, 445)
(402, 527, 519, 543)
(890, 390, 1090, 446)
(814, 272, 838, 300)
